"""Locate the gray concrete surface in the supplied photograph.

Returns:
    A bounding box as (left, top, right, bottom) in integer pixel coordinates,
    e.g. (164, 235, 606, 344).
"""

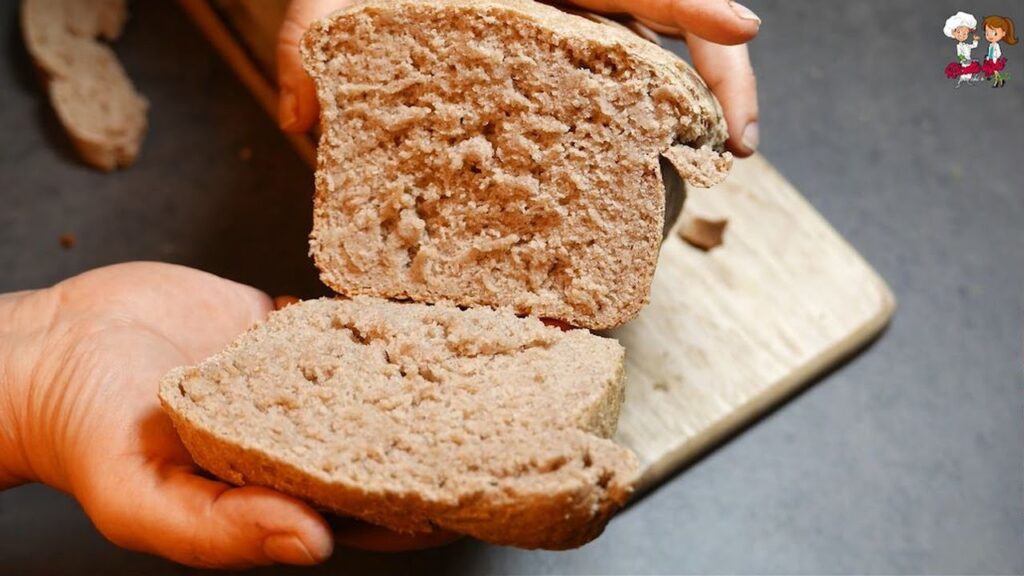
(1, 1, 1022, 574)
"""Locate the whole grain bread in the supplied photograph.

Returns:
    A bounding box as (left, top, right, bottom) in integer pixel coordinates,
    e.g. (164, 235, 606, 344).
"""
(302, 0, 731, 330)
(21, 0, 148, 171)
(159, 297, 639, 550)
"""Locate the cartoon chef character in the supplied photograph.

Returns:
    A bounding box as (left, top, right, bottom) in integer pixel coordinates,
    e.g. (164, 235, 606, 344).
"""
(943, 11, 983, 87)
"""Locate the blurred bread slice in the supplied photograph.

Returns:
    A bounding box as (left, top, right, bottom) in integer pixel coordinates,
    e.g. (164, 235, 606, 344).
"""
(22, 0, 148, 170)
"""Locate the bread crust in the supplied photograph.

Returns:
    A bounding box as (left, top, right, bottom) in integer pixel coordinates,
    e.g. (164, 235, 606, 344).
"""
(163, 398, 637, 549)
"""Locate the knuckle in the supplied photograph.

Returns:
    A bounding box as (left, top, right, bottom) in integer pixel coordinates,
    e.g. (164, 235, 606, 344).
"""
(184, 540, 228, 569)
(278, 19, 307, 49)
(173, 524, 241, 569)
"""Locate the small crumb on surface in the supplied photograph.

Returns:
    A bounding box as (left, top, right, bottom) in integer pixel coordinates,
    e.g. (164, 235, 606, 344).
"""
(239, 146, 253, 162)
(58, 232, 76, 249)
(678, 214, 728, 251)
(653, 380, 669, 392)
(274, 295, 301, 310)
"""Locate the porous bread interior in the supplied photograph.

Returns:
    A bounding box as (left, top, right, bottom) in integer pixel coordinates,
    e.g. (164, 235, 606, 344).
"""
(304, 2, 713, 329)
(161, 298, 636, 522)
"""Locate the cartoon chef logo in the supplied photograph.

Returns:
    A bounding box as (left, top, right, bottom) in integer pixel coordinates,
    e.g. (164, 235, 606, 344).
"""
(944, 11, 1017, 88)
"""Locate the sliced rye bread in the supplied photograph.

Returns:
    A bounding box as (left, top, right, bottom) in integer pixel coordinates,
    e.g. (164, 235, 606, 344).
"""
(159, 297, 639, 549)
(302, 0, 732, 330)
(22, 0, 148, 171)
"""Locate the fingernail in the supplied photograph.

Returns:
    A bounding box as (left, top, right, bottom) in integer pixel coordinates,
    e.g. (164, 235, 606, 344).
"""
(740, 121, 759, 153)
(730, 1, 761, 25)
(263, 534, 318, 565)
(278, 89, 299, 131)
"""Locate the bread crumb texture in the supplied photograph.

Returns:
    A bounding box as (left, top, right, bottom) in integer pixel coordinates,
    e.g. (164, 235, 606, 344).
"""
(21, 0, 148, 170)
(302, 0, 730, 330)
(160, 297, 639, 549)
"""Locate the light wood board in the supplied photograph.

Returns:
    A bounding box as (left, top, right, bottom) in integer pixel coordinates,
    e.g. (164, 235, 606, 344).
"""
(179, 0, 896, 494)
(609, 156, 894, 491)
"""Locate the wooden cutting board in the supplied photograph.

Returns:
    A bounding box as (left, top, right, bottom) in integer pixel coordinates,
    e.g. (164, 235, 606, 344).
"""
(179, 0, 896, 494)
(609, 156, 894, 491)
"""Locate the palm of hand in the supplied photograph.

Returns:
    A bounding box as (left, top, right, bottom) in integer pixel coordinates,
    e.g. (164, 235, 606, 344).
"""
(12, 262, 458, 567)
(17, 262, 335, 568)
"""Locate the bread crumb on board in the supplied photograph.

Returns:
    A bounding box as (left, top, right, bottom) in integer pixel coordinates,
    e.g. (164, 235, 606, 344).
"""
(58, 232, 76, 249)
(678, 214, 728, 251)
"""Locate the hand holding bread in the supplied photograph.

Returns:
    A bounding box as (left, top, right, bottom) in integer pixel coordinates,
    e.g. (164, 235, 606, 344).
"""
(157, 0, 739, 552)
(0, 264, 337, 568)
(1, 0, 747, 566)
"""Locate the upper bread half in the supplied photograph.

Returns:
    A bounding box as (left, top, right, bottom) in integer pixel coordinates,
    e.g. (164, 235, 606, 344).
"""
(302, 0, 732, 330)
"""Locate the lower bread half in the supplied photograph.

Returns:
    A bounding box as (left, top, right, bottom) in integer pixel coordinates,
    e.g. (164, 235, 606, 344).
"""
(159, 297, 640, 549)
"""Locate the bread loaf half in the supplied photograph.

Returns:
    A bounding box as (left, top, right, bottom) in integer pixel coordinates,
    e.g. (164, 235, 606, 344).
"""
(159, 297, 639, 549)
(302, 0, 731, 330)
(21, 0, 148, 171)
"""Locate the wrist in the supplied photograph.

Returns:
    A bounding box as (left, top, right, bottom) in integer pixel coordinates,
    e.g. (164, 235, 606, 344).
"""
(0, 288, 60, 490)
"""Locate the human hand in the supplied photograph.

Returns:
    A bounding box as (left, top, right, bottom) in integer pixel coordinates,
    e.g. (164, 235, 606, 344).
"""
(0, 262, 455, 567)
(276, 0, 760, 156)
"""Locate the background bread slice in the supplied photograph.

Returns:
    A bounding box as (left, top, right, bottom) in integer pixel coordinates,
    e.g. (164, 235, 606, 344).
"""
(302, 0, 731, 331)
(22, 0, 148, 171)
(159, 297, 639, 549)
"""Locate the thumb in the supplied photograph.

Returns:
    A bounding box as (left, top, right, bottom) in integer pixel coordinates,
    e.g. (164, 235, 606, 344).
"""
(277, 0, 355, 133)
(80, 456, 333, 568)
(687, 35, 759, 157)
